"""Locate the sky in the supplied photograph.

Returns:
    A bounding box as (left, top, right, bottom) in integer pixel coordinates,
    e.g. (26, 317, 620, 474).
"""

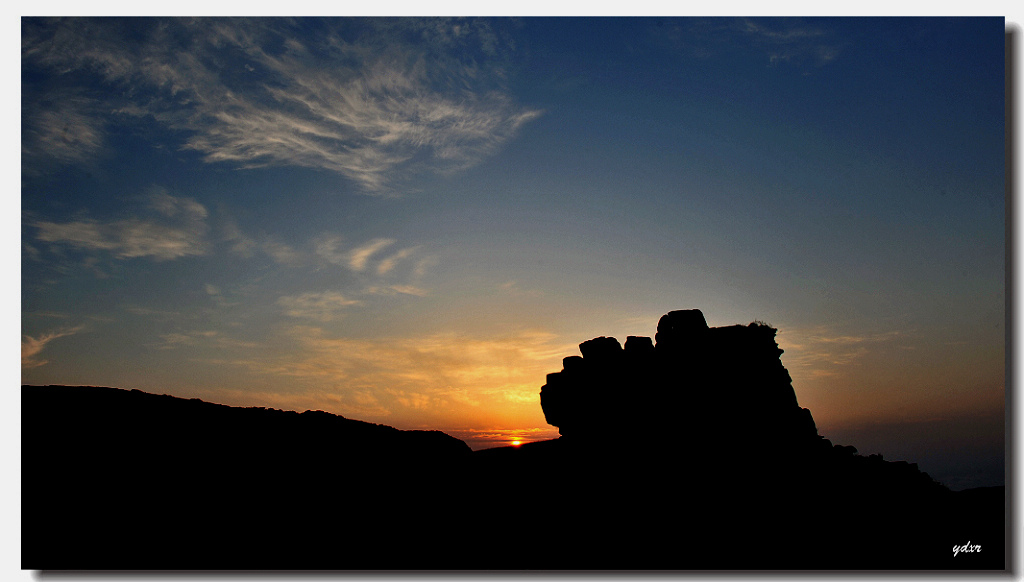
(19, 17, 1006, 489)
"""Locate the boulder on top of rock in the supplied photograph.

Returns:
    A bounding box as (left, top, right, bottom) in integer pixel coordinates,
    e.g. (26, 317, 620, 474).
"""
(578, 336, 622, 362)
(624, 336, 655, 354)
(655, 309, 708, 347)
(562, 355, 585, 372)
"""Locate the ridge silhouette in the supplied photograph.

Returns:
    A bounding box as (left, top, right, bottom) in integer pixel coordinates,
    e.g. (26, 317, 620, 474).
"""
(22, 310, 1005, 570)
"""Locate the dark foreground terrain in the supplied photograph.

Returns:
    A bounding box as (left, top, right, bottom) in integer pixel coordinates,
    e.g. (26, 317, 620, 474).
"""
(22, 311, 1007, 570)
(22, 384, 1005, 570)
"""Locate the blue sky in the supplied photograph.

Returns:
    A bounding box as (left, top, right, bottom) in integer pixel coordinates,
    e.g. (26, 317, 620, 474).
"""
(20, 17, 1006, 488)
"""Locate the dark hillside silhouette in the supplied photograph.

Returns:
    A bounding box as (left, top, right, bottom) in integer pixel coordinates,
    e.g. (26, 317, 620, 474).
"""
(22, 385, 471, 569)
(22, 310, 1006, 570)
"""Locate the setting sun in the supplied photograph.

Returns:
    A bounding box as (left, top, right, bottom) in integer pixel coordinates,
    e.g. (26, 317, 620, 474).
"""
(511, 440, 522, 446)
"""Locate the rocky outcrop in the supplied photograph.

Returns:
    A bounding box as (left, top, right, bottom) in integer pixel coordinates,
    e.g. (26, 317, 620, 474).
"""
(540, 309, 821, 457)
(510, 310, 1004, 570)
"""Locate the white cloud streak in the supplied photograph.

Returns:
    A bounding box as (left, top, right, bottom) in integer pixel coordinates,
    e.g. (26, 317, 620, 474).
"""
(261, 239, 302, 265)
(222, 219, 258, 258)
(315, 235, 430, 283)
(313, 234, 347, 266)
(362, 284, 429, 297)
(22, 326, 84, 370)
(377, 246, 419, 275)
(740, 18, 841, 68)
(157, 330, 258, 350)
(34, 192, 209, 261)
(347, 238, 395, 271)
(277, 291, 362, 321)
(659, 18, 842, 72)
(22, 94, 106, 168)
(22, 18, 543, 192)
(778, 327, 905, 377)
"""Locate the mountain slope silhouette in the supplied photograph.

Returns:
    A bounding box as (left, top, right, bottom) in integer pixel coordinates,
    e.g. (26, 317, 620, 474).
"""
(22, 310, 1005, 570)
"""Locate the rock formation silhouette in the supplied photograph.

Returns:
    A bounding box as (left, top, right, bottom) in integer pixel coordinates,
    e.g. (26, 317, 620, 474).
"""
(541, 309, 819, 456)
(476, 309, 1005, 570)
(21, 310, 1006, 570)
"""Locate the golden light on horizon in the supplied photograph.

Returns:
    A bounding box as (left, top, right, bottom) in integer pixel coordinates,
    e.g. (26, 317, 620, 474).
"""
(511, 440, 522, 446)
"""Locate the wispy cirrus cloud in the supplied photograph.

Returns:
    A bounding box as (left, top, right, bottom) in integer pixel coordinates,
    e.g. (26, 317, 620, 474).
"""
(33, 190, 208, 261)
(656, 17, 843, 71)
(498, 280, 544, 298)
(222, 219, 259, 258)
(778, 327, 905, 378)
(22, 18, 543, 192)
(261, 239, 303, 266)
(312, 233, 435, 296)
(221, 219, 303, 266)
(22, 326, 85, 370)
(22, 92, 106, 169)
(740, 18, 842, 67)
(364, 284, 429, 297)
(312, 234, 347, 266)
(377, 246, 419, 276)
(277, 291, 362, 321)
(346, 238, 396, 271)
(157, 329, 259, 350)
